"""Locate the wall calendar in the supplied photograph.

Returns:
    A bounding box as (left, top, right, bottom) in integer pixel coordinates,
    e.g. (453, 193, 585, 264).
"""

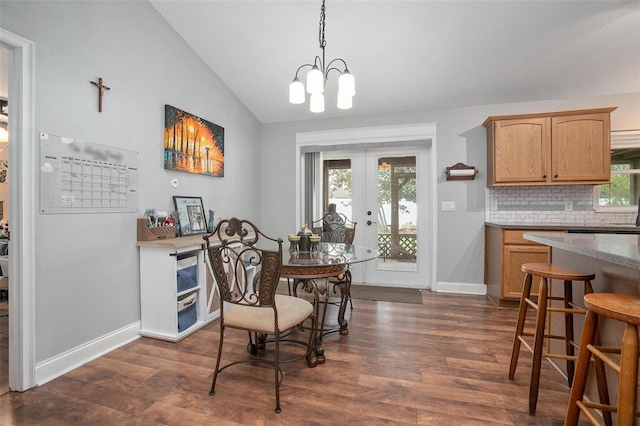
(40, 133, 138, 214)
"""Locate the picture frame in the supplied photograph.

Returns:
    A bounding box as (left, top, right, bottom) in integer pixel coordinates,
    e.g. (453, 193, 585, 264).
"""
(164, 105, 225, 177)
(173, 196, 208, 236)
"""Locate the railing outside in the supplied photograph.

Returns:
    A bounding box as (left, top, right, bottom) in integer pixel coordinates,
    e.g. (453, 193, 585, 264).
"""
(378, 233, 416, 260)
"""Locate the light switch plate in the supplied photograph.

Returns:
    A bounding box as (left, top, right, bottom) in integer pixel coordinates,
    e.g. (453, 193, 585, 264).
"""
(441, 201, 456, 211)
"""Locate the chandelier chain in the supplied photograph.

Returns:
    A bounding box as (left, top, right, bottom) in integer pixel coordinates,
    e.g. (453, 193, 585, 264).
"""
(319, 0, 326, 49)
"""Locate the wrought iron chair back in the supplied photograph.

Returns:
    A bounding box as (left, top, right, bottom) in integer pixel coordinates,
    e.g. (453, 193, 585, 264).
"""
(205, 217, 281, 308)
(311, 211, 357, 244)
(310, 210, 357, 316)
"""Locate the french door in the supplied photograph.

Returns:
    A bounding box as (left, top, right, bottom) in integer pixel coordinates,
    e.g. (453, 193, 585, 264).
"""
(322, 147, 431, 288)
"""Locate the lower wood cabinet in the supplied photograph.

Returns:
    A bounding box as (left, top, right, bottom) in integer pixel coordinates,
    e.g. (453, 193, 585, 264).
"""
(485, 226, 565, 307)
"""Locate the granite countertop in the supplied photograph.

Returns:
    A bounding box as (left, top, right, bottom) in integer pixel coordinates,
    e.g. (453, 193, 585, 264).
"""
(486, 222, 640, 233)
(523, 232, 640, 270)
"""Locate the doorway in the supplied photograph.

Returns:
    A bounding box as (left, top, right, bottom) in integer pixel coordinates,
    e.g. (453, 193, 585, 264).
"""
(1, 28, 37, 393)
(322, 147, 430, 288)
(0, 42, 8, 396)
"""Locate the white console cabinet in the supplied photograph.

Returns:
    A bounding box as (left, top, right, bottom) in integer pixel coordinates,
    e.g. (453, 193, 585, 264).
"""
(138, 234, 221, 341)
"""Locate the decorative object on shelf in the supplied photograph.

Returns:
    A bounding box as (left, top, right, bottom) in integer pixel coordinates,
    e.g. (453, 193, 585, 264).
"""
(136, 218, 175, 241)
(289, 0, 355, 113)
(164, 105, 225, 177)
(445, 162, 478, 181)
(89, 77, 110, 112)
(173, 196, 208, 236)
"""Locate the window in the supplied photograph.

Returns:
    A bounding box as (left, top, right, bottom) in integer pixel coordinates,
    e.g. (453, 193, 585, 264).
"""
(323, 159, 352, 218)
(594, 130, 640, 211)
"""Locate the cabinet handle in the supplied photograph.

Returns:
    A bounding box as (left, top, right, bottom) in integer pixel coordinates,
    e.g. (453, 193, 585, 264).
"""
(542, 175, 547, 179)
(554, 174, 558, 178)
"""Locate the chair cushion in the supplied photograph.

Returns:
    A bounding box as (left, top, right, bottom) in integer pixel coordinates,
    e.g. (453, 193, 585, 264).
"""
(223, 294, 314, 333)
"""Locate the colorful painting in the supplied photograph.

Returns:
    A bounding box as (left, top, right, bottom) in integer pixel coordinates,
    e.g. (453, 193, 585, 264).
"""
(164, 105, 224, 177)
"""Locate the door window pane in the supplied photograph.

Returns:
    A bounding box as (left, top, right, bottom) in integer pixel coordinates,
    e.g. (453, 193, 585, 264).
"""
(325, 159, 352, 220)
(377, 156, 417, 270)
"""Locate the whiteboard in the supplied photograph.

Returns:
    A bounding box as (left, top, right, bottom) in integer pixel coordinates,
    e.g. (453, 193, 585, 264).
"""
(40, 133, 138, 214)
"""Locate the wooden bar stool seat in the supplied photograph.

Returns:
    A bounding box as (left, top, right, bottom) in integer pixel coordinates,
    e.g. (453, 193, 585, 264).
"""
(566, 293, 640, 426)
(509, 263, 610, 421)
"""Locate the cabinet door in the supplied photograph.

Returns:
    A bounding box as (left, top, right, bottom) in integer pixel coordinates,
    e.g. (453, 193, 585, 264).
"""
(502, 245, 549, 299)
(492, 118, 549, 184)
(551, 113, 611, 183)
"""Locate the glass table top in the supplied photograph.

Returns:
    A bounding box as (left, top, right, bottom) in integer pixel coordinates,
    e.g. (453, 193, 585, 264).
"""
(282, 242, 379, 268)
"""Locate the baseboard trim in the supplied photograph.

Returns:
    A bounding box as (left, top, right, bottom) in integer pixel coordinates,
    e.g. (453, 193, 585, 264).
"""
(435, 281, 487, 295)
(35, 321, 141, 386)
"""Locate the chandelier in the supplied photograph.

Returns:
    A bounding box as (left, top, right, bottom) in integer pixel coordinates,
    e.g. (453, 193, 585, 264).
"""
(289, 0, 355, 113)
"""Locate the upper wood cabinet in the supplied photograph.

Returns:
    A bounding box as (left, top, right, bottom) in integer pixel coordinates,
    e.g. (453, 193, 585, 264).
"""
(483, 107, 616, 186)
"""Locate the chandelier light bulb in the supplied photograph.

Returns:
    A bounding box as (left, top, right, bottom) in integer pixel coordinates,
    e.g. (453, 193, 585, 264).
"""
(338, 70, 355, 97)
(337, 91, 352, 110)
(310, 93, 325, 113)
(306, 65, 324, 94)
(289, 77, 306, 104)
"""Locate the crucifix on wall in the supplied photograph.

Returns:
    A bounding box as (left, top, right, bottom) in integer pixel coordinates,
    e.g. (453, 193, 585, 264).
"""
(90, 77, 110, 112)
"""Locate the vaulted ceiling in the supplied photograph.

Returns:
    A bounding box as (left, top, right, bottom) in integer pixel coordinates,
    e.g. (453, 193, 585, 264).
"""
(150, 0, 640, 124)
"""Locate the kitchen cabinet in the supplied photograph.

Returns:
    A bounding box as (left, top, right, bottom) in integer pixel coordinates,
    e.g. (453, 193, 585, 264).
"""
(485, 227, 566, 307)
(483, 107, 616, 186)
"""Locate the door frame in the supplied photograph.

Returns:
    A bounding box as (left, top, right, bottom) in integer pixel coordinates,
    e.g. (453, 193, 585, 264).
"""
(295, 123, 438, 290)
(323, 147, 429, 288)
(1, 28, 37, 391)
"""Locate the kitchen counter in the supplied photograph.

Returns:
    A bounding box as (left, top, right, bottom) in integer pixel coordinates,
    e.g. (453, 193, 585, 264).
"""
(486, 221, 639, 233)
(523, 232, 640, 270)
(521, 231, 640, 408)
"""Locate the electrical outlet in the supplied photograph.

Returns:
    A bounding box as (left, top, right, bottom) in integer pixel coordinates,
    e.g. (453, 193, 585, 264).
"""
(490, 199, 498, 211)
(564, 201, 573, 212)
(441, 201, 456, 211)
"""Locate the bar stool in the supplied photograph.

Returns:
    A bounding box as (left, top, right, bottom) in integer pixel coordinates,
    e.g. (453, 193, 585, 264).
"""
(565, 293, 640, 426)
(509, 263, 610, 418)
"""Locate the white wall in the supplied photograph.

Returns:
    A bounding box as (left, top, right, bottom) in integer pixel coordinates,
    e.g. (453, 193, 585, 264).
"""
(1, 1, 262, 363)
(261, 92, 640, 286)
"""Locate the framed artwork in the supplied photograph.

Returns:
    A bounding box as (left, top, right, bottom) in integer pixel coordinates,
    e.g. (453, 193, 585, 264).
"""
(164, 105, 224, 177)
(173, 196, 208, 236)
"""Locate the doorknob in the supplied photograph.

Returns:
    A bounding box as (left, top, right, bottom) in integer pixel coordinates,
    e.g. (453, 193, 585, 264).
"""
(367, 220, 376, 226)
(367, 211, 372, 216)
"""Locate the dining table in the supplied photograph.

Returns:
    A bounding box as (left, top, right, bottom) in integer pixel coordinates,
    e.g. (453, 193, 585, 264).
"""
(280, 241, 379, 364)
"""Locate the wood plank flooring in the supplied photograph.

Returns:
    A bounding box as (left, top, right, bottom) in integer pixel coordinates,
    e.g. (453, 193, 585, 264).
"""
(0, 290, 592, 425)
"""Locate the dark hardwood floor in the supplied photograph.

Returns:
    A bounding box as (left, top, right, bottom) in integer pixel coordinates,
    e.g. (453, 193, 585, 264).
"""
(0, 288, 590, 425)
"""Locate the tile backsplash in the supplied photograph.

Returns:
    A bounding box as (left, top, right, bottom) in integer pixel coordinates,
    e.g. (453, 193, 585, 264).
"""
(485, 185, 637, 224)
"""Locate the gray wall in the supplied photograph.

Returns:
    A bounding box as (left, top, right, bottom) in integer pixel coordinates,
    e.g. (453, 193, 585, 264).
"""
(260, 93, 640, 286)
(1, 1, 262, 362)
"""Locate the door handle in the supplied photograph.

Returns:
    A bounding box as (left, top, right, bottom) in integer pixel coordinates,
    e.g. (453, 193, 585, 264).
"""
(367, 220, 376, 226)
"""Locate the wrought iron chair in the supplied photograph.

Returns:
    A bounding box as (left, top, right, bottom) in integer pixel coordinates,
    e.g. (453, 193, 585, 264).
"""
(204, 218, 318, 413)
(310, 209, 357, 329)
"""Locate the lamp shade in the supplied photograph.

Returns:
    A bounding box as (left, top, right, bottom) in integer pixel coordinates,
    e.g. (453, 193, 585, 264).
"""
(306, 65, 324, 94)
(337, 91, 352, 110)
(338, 70, 355, 96)
(289, 78, 305, 104)
(310, 93, 325, 113)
